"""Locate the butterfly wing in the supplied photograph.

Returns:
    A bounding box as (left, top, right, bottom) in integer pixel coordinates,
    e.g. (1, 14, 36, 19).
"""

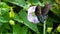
(35, 5, 44, 23)
(41, 4, 52, 15)
(35, 4, 52, 23)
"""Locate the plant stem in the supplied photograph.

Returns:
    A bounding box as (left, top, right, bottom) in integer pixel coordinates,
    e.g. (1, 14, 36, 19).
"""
(43, 21, 46, 34)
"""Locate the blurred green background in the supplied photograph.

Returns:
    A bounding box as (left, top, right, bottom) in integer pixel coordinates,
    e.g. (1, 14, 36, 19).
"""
(0, 0, 60, 34)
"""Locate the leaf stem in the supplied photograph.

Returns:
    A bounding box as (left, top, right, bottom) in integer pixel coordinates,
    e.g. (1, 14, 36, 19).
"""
(43, 21, 46, 34)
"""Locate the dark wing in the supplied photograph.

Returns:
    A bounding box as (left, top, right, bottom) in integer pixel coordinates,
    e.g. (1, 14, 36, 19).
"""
(35, 5, 42, 16)
(35, 4, 52, 23)
(35, 5, 44, 23)
(41, 4, 52, 15)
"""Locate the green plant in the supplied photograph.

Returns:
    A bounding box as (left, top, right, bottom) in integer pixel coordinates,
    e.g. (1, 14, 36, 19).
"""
(0, 0, 60, 34)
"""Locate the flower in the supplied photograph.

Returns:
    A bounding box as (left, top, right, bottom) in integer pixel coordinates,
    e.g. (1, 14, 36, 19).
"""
(27, 6, 39, 23)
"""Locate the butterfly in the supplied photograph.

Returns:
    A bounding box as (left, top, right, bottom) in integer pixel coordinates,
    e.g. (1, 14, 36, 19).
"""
(35, 4, 52, 23)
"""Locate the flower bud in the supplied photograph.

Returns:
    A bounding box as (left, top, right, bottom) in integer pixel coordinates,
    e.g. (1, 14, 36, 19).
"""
(9, 7, 14, 18)
(9, 20, 15, 25)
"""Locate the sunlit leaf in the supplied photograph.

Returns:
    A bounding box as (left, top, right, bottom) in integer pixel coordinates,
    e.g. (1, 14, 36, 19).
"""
(8, 0, 26, 7)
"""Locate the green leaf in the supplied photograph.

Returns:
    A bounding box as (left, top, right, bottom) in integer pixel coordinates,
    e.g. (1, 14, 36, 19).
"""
(0, 8, 9, 15)
(20, 26, 28, 34)
(27, 30, 32, 34)
(13, 24, 21, 34)
(0, 22, 3, 28)
(14, 13, 23, 23)
(0, 2, 10, 15)
(27, 0, 41, 5)
(3, 23, 10, 30)
(0, 2, 10, 8)
(0, 11, 9, 23)
(8, 0, 26, 7)
(13, 24, 28, 34)
(18, 9, 40, 34)
(0, 16, 8, 23)
(46, 17, 53, 27)
(27, 0, 39, 3)
(0, 11, 10, 23)
(51, 4, 60, 17)
(50, 4, 60, 23)
(0, 23, 11, 33)
(0, 2, 10, 23)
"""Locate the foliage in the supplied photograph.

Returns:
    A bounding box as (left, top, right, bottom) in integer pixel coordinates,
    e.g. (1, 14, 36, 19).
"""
(0, 0, 60, 34)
